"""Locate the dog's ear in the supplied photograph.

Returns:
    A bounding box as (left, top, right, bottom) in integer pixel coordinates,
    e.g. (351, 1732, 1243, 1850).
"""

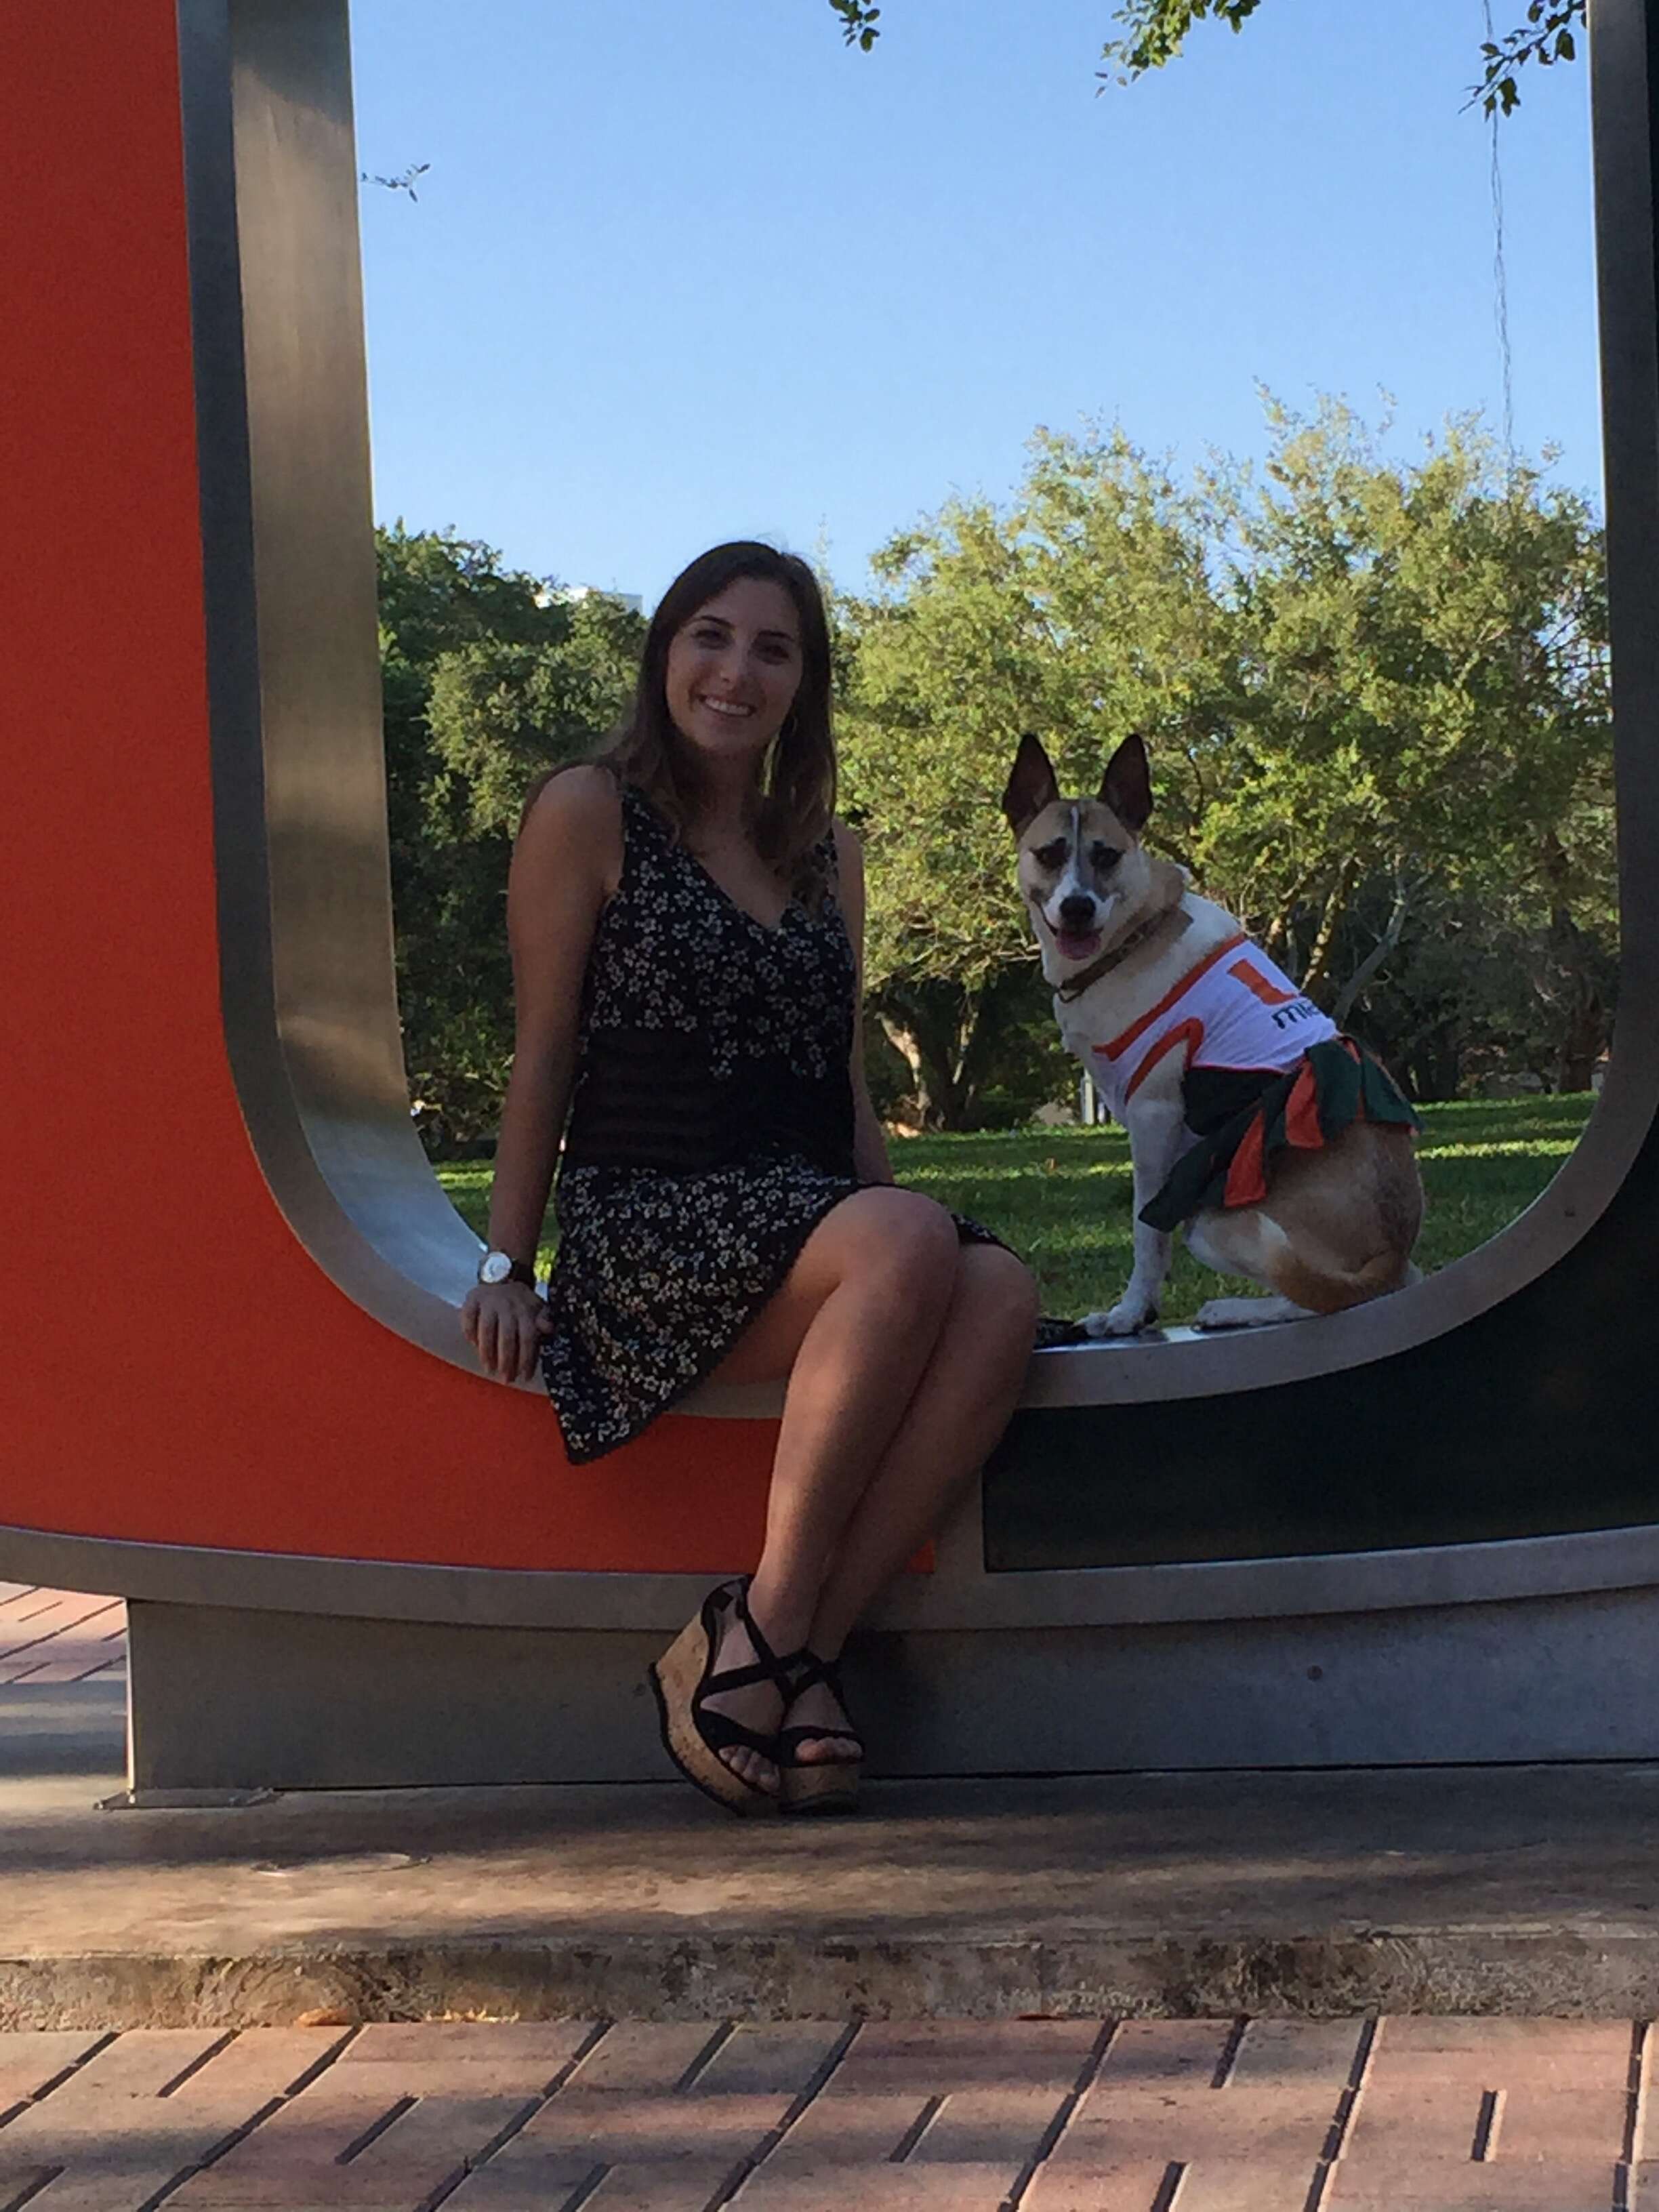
(1001, 733, 1060, 838)
(1099, 734, 1153, 834)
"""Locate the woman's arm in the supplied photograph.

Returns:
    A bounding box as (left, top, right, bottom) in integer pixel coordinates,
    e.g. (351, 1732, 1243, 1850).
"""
(463, 764, 623, 1380)
(834, 819, 895, 1188)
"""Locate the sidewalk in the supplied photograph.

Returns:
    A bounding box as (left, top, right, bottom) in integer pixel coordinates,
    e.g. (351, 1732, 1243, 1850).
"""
(0, 2014, 1646, 2211)
(0, 1584, 125, 1688)
(1, 1591, 1656, 2206)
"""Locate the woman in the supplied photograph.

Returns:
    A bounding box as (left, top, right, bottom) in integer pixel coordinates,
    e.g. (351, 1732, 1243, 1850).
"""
(462, 541, 1039, 1816)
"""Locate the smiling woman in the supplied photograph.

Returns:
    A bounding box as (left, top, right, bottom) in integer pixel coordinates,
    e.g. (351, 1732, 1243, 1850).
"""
(459, 537, 1038, 1813)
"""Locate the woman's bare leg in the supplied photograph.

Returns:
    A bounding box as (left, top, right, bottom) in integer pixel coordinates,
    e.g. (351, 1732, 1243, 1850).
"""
(694, 1187, 966, 1792)
(784, 1243, 1040, 1761)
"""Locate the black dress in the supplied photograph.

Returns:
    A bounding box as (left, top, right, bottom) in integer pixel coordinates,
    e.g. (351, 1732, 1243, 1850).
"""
(539, 783, 999, 1462)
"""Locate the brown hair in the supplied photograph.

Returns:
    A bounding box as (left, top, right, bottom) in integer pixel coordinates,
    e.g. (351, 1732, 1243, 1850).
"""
(597, 541, 838, 899)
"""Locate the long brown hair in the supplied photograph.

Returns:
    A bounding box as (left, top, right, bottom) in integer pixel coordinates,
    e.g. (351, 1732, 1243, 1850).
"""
(597, 541, 838, 898)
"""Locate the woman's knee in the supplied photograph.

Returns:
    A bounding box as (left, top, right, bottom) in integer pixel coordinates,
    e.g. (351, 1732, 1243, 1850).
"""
(827, 1187, 961, 1305)
(953, 1244, 1042, 1353)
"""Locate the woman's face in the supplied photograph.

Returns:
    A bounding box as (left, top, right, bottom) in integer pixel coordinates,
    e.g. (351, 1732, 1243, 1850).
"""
(663, 577, 804, 770)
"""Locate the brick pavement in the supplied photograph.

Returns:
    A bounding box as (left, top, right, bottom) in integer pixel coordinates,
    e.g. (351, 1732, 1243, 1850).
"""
(0, 1589, 125, 1687)
(0, 2016, 1646, 2211)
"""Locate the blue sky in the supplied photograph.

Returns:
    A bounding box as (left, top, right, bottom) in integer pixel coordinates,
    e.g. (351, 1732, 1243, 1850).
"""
(351, 0, 1599, 608)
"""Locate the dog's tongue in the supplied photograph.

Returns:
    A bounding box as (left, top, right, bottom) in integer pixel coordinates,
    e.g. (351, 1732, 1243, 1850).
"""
(1057, 928, 1103, 964)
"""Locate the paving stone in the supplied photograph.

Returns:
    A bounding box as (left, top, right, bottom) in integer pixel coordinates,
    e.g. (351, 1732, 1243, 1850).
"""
(735, 2160, 1023, 2209)
(176, 2027, 353, 2106)
(450, 2162, 741, 2211)
(575, 2163, 746, 2210)
(22, 2030, 230, 2105)
(762, 2088, 931, 2163)
(0, 2171, 61, 2212)
(437, 2150, 600, 2207)
(568, 2024, 724, 2095)
(1094, 2019, 1237, 2087)
(1022, 2165, 1176, 2212)
(0, 2032, 108, 2118)
(1054, 2080, 1345, 2168)
(501, 2087, 789, 2167)
(341, 2020, 595, 2086)
(1324, 2160, 1622, 2209)
(907, 2084, 1067, 2163)
(1229, 2017, 1366, 2086)
(835, 2018, 1099, 2093)
(1345, 2015, 1633, 2171)
(12, 2167, 206, 2212)
(689, 2023, 845, 2097)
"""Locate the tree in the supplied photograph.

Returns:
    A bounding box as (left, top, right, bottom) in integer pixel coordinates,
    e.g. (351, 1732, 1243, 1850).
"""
(836, 401, 1612, 1123)
(1193, 400, 1612, 1093)
(826, 0, 1582, 116)
(836, 430, 1229, 1128)
(377, 527, 644, 1144)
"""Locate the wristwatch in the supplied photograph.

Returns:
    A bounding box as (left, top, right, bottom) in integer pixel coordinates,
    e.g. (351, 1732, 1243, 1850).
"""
(477, 1249, 536, 1288)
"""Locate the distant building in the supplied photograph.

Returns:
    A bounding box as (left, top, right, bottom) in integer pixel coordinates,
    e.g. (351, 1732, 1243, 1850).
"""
(535, 583, 644, 615)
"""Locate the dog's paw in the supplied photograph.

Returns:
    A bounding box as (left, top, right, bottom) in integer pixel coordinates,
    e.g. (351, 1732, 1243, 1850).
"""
(1193, 1294, 1307, 1330)
(1083, 1301, 1160, 1338)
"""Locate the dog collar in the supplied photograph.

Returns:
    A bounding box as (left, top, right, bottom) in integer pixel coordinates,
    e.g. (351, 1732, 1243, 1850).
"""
(1054, 903, 1191, 1002)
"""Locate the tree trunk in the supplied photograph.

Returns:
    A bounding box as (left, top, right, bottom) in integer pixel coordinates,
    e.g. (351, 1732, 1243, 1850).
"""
(876, 976, 1006, 1131)
(1332, 878, 1410, 1028)
(1300, 860, 1357, 998)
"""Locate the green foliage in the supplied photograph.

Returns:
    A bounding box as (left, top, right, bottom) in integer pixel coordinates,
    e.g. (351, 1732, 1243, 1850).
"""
(834, 398, 1612, 1121)
(377, 526, 644, 1145)
(827, 0, 882, 49)
(823, 0, 1584, 116)
(435, 1092, 1595, 1321)
(1474, 1, 1584, 117)
(1097, 0, 1265, 83)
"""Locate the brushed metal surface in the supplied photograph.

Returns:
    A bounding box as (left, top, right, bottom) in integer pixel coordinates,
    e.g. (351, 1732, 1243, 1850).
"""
(124, 1583, 1659, 1788)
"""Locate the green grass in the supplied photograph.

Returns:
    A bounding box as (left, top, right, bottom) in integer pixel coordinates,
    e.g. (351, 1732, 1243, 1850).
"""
(435, 1090, 1595, 1324)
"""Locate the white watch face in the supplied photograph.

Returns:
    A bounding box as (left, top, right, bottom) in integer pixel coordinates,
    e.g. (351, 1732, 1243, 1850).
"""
(479, 1250, 514, 1285)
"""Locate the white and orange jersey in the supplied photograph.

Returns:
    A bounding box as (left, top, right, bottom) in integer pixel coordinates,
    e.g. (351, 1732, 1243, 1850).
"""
(1088, 933, 1336, 1123)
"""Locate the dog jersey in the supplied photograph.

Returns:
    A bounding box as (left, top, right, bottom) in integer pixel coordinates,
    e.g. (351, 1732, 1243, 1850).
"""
(1088, 932, 1337, 1124)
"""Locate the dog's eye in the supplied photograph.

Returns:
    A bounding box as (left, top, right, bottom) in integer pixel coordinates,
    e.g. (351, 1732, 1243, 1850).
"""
(1033, 839, 1067, 871)
(1090, 843, 1122, 872)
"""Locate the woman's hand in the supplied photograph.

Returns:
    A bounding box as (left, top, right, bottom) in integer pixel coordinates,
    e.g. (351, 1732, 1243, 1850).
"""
(462, 1280, 553, 1385)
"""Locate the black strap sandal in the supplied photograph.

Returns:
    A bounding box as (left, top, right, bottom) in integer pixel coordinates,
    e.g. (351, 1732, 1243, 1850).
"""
(649, 1576, 805, 1818)
(777, 1650, 863, 1816)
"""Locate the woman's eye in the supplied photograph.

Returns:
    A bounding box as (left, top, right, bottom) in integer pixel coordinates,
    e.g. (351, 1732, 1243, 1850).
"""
(1090, 844, 1121, 870)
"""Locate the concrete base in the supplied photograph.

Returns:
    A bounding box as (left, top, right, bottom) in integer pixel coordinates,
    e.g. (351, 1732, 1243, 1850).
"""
(127, 1583, 1659, 1791)
(9, 1695, 1659, 2026)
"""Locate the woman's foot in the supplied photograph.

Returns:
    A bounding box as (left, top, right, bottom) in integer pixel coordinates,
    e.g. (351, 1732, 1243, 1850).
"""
(779, 1668, 861, 1767)
(699, 1602, 792, 1797)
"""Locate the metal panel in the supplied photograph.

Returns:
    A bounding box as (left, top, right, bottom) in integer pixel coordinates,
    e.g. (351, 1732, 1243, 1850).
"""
(125, 1583, 1659, 1790)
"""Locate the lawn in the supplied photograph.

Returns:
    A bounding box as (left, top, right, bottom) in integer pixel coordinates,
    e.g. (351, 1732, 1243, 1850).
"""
(434, 1090, 1595, 1326)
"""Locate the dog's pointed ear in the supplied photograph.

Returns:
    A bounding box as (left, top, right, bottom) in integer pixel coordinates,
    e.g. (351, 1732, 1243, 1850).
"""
(1001, 733, 1060, 838)
(1099, 733, 1153, 834)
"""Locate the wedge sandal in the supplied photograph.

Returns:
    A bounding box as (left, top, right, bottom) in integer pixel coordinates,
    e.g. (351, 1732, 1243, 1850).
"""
(777, 1650, 863, 1816)
(648, 1576, 804, 1818)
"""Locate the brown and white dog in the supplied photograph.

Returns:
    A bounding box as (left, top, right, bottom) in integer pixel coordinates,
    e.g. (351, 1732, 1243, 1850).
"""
(1002, 731, 1423, 1336)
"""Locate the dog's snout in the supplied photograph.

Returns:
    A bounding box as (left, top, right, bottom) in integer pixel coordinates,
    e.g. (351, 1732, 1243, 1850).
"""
(1059, 894, 1097, 928)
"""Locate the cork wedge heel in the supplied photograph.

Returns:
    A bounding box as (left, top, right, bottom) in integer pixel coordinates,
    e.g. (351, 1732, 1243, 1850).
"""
(648, 1576, 804, 1818)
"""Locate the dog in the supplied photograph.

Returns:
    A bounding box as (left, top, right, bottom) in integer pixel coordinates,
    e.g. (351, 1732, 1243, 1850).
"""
(1002, 731, 1424, 1336)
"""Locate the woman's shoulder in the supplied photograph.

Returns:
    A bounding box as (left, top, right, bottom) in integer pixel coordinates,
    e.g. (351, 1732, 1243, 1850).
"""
(516, 763, 626, 888)
(830, 815, 864, 878)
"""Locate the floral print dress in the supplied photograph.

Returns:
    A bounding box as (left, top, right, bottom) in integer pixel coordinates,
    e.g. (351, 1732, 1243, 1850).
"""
(539, 783, 999, 1462)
